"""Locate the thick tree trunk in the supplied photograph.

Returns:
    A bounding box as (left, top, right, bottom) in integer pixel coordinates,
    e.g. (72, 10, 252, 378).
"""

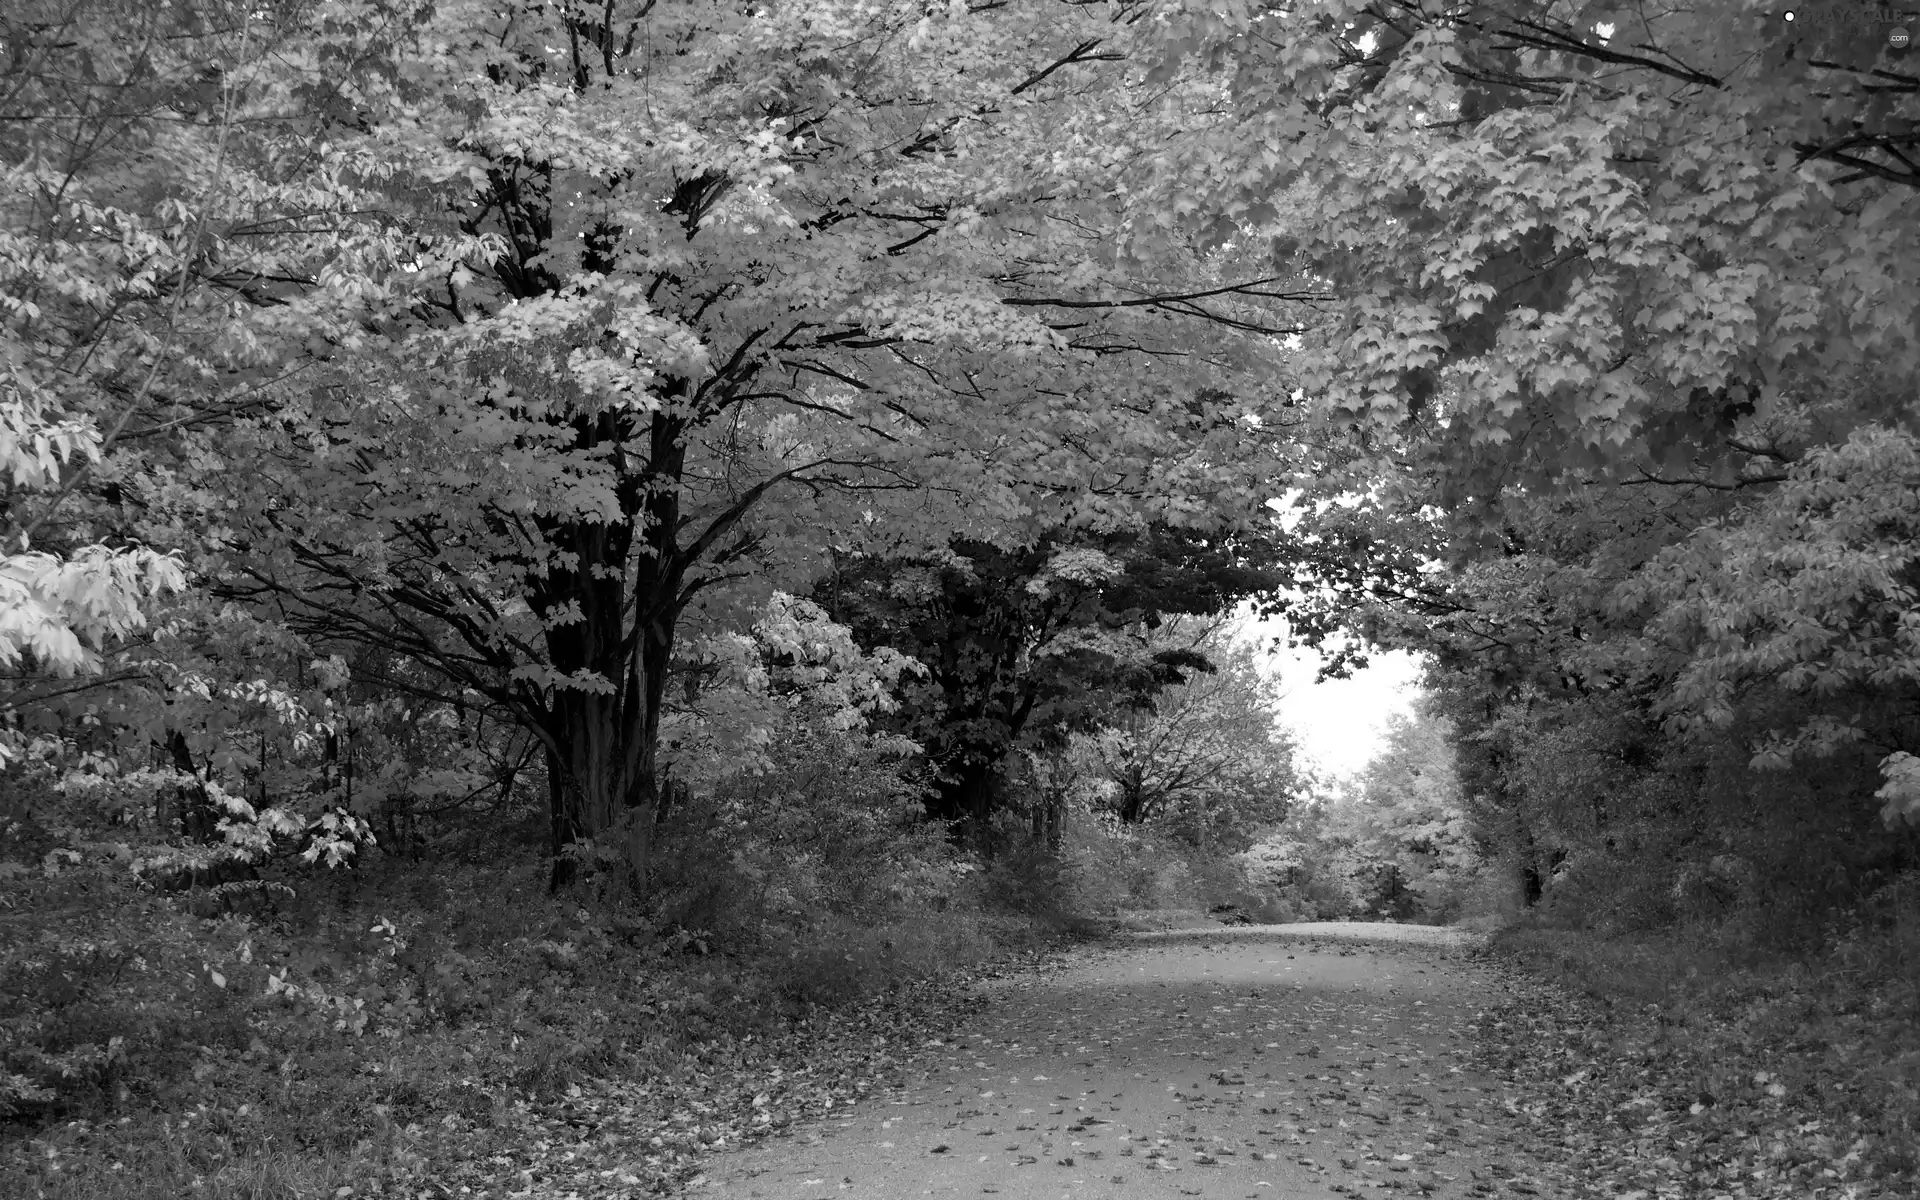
(533, 411, 692, 893)
(540, 618, 675, 891)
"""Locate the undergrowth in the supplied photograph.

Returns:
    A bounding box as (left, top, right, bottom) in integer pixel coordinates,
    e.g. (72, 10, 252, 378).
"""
(1485, 870, 1920, 1193)
(0, 845, 1075, 1200)
(1, 717, 1265, 1199)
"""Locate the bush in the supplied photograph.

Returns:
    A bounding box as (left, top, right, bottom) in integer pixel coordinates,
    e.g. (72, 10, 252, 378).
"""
(657, 717, 951, 933)
(0, 801, 350, 1124)
(978, 833, 1071, 917)
(1041, 807, 1264, 925)
(1, 636, 1084, 1197)
(3, 825, 1046, 1199)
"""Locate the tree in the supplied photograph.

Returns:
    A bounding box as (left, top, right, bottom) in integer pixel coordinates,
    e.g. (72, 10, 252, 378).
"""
(200, 0, 1307, 885)
(1, 0, 397, 712)
(1, 0, 442, 884)
(1144, 0, 1920, 911)
(1355, 439, 1920, 922)
(1145, 0, 1916, 497)
(1078, 620, 1298, 853)
(1345, 701, 1481, 917)
(821, 526, 1288, 848)
(1617, 426, 1920, 777)
(1242, 697, 1481, 921)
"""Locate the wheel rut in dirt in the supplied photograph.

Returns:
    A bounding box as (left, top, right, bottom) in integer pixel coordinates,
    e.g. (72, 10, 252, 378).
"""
(700, 923, 1553, 1200)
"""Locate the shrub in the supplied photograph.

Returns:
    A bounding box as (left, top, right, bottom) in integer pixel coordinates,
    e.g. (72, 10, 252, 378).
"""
(1043, 805, 1270, 924)
(977, 835, 1070, 917)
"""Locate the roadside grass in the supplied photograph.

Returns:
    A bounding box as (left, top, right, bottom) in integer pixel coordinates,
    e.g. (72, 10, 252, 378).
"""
(4, 782, 1267, 1199)
(1484, 870, 1920, 1194)
(1, 850, 1080, 1200)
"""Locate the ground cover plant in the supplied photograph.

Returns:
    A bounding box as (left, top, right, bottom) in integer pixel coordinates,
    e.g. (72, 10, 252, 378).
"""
(1470, 870, 1920, 1198)
(0, 787, 1099, 1199)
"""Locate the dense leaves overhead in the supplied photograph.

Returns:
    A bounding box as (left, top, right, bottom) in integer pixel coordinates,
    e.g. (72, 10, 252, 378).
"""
(4, 0, 1912, 912)
(7, 7, 1920, 1197)
(1181, 0, 1920, 905)
(1, 0, 403, 684)
(1140, 0, 1918, 508)
(190, 0, 1313, 861)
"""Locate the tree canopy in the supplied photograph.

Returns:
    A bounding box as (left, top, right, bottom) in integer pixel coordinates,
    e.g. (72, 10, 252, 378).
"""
(15, 6, 1920, 1187)
(5, 0, 1916, 901)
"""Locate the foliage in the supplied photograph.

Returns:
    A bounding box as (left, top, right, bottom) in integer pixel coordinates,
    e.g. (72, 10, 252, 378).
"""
(196, 0, 1305, 881)
(1, 844, 1037, 1199)
(823, 527, 1290, 846)
(661, 592, 925, 794)
(1072, 620, 1299, 853)
(1148, 0, 1919, 497)
(0, 573, 1030, 1190)
(7, 0, 1919, 1191)
(2, 0, 403, 701)
(1391, 440, 1920, 929)
(1242, 699, 1488, 923)
(1153, 0, 1920, 941)
(0, 727, 385, 1125)
(1618, 424, 1920, 774)
(1293, 379, 1919, 932)
(645, 713, 948, 952)
(1342, 703, 1485, 920)
(1038, 801, 1270, 925)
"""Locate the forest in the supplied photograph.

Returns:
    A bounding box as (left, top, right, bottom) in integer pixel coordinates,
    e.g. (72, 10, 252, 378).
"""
(3, 0, 1917, 1196)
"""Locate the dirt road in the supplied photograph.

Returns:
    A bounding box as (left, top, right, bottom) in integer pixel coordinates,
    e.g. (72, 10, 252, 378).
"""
(698, 923, 1558, 1200)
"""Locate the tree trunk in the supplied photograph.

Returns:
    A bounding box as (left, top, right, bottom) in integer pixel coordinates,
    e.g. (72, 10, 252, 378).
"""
(165, 730, 218, 843)
(1116, 762, 1150, 824)
(928, 757, 999, 855)
(965, 761, 995, 855)
(540, 623, 674, 891)
(1027, 780, 1063, 851)
(154, 730, 260, 893)
(1041, 787, 1062, 853)
(1521, 860, 1545, 907)
(530, 409, 688, 893)
(318, 729, 341, 801)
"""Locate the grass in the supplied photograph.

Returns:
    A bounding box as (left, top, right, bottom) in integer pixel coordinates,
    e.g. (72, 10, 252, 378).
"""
(2, 781, 1270, 1200)
(1486, 871, 1920, 1189)
(0, 849, 1082, 1200)
(20, 1122, 369, 1200)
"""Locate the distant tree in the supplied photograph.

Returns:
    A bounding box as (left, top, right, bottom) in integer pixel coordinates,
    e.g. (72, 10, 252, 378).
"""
(1245, 697, 1481, 922)
(821, 526, 1287, 850)
(1078, 621, 1298, 854)
(1344, 702, 1482, 919)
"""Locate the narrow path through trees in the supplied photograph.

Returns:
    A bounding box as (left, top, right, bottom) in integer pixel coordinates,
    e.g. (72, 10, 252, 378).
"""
(701, 925, 1563, 1200)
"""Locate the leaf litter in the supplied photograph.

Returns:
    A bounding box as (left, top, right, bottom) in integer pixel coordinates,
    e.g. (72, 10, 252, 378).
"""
(383, 952, 1063, 1198)
(426, 929, 1914, 1199)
